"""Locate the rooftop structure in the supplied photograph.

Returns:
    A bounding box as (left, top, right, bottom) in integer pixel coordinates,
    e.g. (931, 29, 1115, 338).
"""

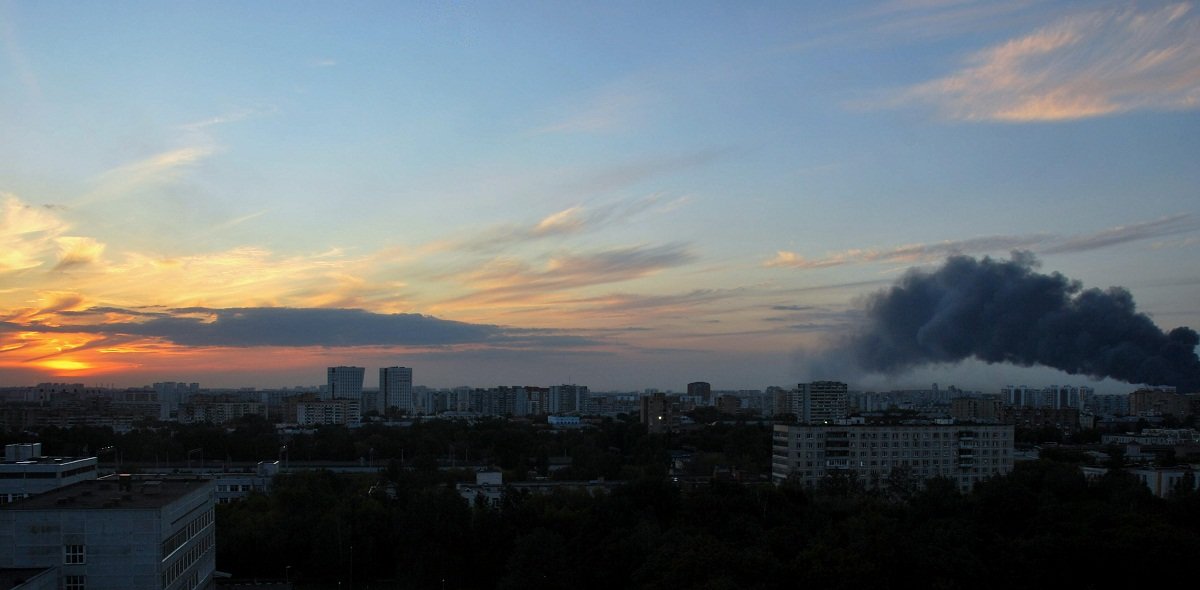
(0, 444, 98, 505)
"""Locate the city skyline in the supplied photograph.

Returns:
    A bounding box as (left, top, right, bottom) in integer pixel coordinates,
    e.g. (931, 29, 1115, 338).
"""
(2, 2, 1198, 393)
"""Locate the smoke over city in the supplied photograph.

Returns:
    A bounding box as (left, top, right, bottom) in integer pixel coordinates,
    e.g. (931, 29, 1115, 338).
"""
(843, 252, 1200, 391)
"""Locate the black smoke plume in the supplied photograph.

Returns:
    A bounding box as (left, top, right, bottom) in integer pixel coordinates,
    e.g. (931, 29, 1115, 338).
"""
(846, 252, 1200, 391)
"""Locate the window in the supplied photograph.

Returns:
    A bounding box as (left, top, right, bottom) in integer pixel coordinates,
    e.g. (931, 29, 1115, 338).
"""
(64, 575, 85, 590)
(64, 544, 85, 564)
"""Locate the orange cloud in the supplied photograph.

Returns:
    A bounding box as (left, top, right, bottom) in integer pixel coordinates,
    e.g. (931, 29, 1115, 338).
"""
(904, 3, 1200, 121)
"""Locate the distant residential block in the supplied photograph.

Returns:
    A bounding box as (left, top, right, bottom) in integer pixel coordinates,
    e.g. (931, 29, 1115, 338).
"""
(772, 422, 1014, 492)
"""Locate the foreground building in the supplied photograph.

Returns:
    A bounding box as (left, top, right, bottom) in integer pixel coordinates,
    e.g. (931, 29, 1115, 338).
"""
(0, 476, 216, 590)
(772, 422, 1014, 492)
(0, 444, 98, 505)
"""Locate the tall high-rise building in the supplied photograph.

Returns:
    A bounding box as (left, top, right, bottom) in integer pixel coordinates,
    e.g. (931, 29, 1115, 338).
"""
(687, 381, 712, 404)
(380, 366, 413, 414)
(549, 384, 588, 414)
(640, 392, 672, 434)
(326, 366, 365, 401)
(803, 381, 849, 423)
(776, 381, 849, 423)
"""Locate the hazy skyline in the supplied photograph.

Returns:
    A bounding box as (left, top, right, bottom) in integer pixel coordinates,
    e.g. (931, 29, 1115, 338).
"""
(2, 2, 1198, 392)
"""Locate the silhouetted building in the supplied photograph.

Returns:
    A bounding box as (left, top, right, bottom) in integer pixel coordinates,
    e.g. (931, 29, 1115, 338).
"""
(325, 366, 365, 402)
(951, 397, 1002, 423)
(640, 393, 672, 434)
(380, 366, 413, 414)
(1001, 407, 1080, 434)
(687, 382, 712, 404)
(716, 394, 741, 416)
(293, 395, 361, 427)
(549, 385, 588, 414)
(1129, 388, 1190, 418)
(178, 395, 266, 424)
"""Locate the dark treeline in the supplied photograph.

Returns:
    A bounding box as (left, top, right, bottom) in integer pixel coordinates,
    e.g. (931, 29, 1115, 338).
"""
(217, 460, 1200, 589)
(14, 418, 1200, 587)
(13, 414, 771, 482)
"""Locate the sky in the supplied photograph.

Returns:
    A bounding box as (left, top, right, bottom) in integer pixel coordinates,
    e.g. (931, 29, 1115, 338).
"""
(1, 1, 1198, 393)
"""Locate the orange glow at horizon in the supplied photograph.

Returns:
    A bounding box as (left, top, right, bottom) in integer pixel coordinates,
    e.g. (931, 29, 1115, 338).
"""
(39, 359, 94, 372)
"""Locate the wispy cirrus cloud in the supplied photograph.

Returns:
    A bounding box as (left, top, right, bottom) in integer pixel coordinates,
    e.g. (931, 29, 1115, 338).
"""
(448, 193, 683, 254)
(761, 304, 861, 333)
(439, 243, 696, 308)
(901, 3, 1200, 121)
(535, 88, 648, 134)
(765, 233, 1048, 269)
(52, 237, 106, 271)
(1, 291, 88, 324)
(0, 195, 105, 275)
(559, 149, 726, 196)
(1, 5, 40, 99)
(765, 214, 1199, 270)
(855, 0, 1063, 42)
(0, 195, 69, 273)
(211, 210, 269, 232)
(77, 146, 215, 207)
(1041, 214, 1200, 254)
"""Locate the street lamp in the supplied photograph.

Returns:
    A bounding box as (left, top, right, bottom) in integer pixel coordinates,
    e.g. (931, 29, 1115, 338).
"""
(98, 446, 120, 473)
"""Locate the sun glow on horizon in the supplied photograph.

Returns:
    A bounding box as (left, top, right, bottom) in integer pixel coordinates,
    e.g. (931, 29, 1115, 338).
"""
(38, 359, 94, 372)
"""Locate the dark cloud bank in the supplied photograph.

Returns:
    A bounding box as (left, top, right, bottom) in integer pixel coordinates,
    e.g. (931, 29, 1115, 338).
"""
(31, 307, 598, 349)
(840, 252, 1200, 391)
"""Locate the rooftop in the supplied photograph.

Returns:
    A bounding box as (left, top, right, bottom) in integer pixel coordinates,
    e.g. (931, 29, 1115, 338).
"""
(2, 477, 212, 510)
(0, 456, 94, 467)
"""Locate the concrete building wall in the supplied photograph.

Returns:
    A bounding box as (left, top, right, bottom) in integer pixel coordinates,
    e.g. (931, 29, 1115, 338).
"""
(772, 423, 1014, 492)
(0, 479, 216, 590)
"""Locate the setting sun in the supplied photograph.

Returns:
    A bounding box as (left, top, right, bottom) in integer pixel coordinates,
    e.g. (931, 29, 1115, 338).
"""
(39, 359, 94, 372)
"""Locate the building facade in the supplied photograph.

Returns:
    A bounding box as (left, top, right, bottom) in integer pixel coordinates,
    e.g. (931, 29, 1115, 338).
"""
(0, 476, 216, 590)
(950, 397, 1002, 423)
(772, 422, 1014, 492)
(295, 398, 361, 427)
(379, 367, 413, 415)
(1129, 388, 1190, 417)
(324, 366, 365, 402)
(177, 396, 267, 425)
(803, 381, 849, 423)
(640, 393, 672, 434)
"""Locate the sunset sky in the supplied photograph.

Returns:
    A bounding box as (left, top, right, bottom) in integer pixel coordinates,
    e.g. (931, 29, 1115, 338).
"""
(2, 1, 1198, 392)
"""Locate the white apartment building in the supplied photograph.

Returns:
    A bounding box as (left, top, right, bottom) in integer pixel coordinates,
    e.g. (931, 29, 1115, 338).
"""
(295, 398, 361, 427)
(772, 422, 1014, 492)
